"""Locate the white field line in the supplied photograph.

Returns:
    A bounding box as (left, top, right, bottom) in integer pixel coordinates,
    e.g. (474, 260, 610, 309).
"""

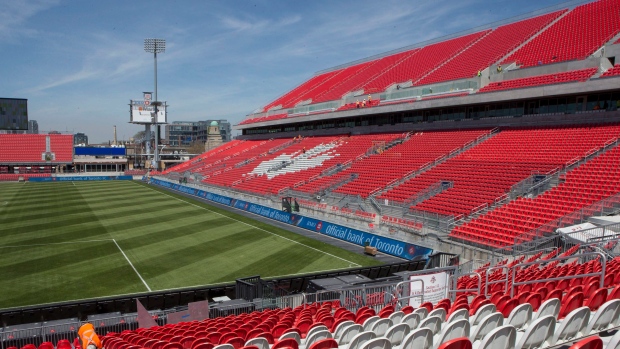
(113, 238, 151, 292)
(139, 183, 362, 267)
(0, 238, 153, 294)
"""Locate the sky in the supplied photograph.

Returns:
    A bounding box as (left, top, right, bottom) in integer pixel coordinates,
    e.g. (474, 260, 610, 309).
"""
(0, 0, 574, 143)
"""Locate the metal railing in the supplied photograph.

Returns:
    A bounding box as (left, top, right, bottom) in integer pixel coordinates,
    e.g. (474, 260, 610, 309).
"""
(509, 168, 559, 199)
(483, 265, 511, 296)
(391, 279, 425, 310)
(449, 272, 482, 299)
(313, 174, 358, 197)
(508, 252, 606, 297)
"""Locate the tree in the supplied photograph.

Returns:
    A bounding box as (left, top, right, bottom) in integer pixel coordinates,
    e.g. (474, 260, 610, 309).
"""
(133, 131, 145, 142)
(187, 140, 205, 154)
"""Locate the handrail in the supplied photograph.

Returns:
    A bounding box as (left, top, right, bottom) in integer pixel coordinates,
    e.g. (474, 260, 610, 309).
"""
(509, 251, 606, 297)
(470, 203, 488, 216)
(484, 265, 510, 296)
(449, 271, 481, 300)
(393, 279, 425, 308)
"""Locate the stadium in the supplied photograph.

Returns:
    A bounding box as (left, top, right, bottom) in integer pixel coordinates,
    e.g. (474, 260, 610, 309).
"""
(3, 0, 620, 349)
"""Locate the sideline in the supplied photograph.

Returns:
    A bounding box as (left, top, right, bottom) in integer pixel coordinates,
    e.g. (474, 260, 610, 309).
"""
(113, 238, 151, 292)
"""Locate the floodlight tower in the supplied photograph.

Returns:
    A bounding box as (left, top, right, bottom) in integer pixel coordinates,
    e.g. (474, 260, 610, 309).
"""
(144, 38, 165, 170)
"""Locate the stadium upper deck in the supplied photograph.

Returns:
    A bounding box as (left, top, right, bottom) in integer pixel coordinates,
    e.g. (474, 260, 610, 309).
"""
(236, 0, 620, 133)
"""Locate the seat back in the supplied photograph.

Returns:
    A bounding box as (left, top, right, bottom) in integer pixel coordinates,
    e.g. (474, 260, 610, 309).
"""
(477, 325, 516, 349)
(400, 313, 420, 330)
(470, 312, 503, 342)
(346, 331, 377, 349)
(388, 311, 405, 324)
(586, 288, 607, 311)
(437, 337, 472, 349)
(418, 315, 442, 335)
(362, 316, 381, 332)
(506, 303, 532, 330)
(559, 292, 584, 319)
(514, 315, 555, 349)
(212, 345, 234, 349)
(383, 323, 410, 346)
(470, 304, 496, 326)
(305, 331, 332, 348)
(369, 318, 393, 337)
(400, 328, 433, 349)
(437, 319, 470, 347)
(500, 299, 519, 318)
(245, 338, 269, 349)
(567, 336, 603, 349)
(585, 299, 620, 334)
(333, 321, 354, 340)
(275, 335, 299, 347)
(308, 338, 338, 349)
(305, 326, 329, 342)
(428, 308, 446, 321)
(338, 324, 363, 346)
(358, 338, 391, 349)
(525, 293, 542, 312)
(532, 298, 560, 322)
(224, 338, 244, 349)
(552, 307, 590, 345)
(413, 307, 428, 321)
(447, 309, 469, 323)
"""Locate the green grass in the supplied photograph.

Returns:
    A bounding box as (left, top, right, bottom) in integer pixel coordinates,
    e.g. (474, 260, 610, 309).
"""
(0, 181, 382, 309)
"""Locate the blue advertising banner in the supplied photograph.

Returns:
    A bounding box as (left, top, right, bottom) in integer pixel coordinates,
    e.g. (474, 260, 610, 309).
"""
(149, 178, 433, 260)
(29, 176, 133, 182)
(74, 147, 126, 156)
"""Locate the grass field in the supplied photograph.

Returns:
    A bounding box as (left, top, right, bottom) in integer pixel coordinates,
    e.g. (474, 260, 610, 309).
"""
(0, 180, 382, 309)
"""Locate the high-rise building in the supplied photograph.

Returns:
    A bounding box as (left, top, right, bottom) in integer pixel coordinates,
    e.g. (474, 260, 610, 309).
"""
(165, 119, 231, 147)
(74, 132, 88, 145)
(27, 120, 38, 134)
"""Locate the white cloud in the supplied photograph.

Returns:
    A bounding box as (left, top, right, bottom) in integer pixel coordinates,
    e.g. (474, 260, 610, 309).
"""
(219, 14, 301, 34)
(0, 0, 60, 42)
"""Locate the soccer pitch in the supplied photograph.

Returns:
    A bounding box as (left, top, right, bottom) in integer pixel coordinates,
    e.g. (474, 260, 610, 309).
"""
(0, 180, 382, 309)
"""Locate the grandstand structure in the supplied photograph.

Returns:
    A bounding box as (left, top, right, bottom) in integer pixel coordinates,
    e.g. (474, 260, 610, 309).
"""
(5, 1, 620, 349)
(0, 134, 74, 181)
(156, 0, 620, 260)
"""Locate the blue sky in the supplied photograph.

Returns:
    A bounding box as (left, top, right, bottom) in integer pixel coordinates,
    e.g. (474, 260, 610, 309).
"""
(1, 0, 571, 143)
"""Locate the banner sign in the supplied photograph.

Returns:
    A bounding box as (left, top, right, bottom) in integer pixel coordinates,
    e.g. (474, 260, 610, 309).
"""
(188, 300, 210, 321)
(149, 178, 433, 260)
(29, 176, 133, 182)
(408, 271, 448, 307)
(166, 310, 191, 325)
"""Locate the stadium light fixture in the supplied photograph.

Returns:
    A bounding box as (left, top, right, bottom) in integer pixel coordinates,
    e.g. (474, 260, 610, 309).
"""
(144, 38, 165, 170)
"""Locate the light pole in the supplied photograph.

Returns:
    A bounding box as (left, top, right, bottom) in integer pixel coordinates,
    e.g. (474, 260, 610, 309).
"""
(144, 38, 165, 170)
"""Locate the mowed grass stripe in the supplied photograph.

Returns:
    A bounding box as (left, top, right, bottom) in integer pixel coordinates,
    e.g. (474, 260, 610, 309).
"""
(0, 241, 148, 308)
(0, 181, 381, 309)
(136, 182, 378, 267)
(0, 183, 25, 206)
(0, 200, 186, 229)
(0, 206, 200, 246)
(0, 182, 112, 245)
